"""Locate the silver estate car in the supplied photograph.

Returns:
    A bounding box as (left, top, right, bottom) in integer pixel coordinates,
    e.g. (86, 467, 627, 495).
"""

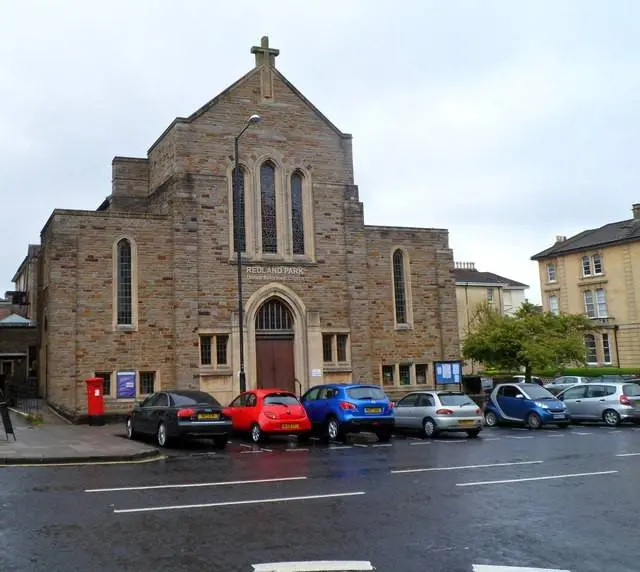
(393, 391, 483, 438)
(557, 381, 640, 426)
(544, 375, 592, 395)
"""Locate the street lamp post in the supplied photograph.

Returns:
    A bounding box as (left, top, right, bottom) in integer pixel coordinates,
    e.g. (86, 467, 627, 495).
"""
(234, 114, 261, 393)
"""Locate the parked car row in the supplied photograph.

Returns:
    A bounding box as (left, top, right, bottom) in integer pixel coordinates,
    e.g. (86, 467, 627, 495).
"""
(125, 383, 485, 447)
(125, 378, 640, 448)
(484, 380, 640, 429)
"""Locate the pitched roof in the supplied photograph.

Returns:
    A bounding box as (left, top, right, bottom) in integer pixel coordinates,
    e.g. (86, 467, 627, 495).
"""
(531, 217, 640, 260)
(453, 268, 528, 288)
(0, 313, 32, 326)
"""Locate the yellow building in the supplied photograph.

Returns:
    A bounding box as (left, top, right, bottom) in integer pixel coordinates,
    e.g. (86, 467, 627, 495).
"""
(454, 262, 529, 373)
(531, 203, 640, 368)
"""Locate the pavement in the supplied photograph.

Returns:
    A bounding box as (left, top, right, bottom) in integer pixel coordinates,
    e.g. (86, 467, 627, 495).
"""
(1, 422, 639, 571)
(0, 405, 160, 465)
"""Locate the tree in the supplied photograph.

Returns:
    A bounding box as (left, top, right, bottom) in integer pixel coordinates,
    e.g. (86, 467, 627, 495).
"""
(462, 302, 593, 380)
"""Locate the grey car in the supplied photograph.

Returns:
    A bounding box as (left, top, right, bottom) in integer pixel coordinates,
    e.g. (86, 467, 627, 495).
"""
(557, 381, 640, 426)
(393, 391, 483, 438)
(544, 375, 592, 395)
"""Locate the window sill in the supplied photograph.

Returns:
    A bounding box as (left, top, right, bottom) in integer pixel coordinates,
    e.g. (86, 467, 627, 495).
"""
(394, 323, 413, 331)
(115, 325, 137, 332)
(199, 366, 232, 376)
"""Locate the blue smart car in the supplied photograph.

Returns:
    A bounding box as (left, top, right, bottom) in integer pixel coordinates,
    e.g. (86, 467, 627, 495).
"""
(484, 382, 570, 429)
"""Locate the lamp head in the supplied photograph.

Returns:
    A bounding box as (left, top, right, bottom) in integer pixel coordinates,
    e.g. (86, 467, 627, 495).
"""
(248, 114, 261, 124)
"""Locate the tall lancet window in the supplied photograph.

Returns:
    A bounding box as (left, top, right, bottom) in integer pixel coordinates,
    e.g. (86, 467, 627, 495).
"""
(291, 171, 305, 255)
(260, 161, 277, 253)
(117, 239, 132, 325)
(232, 166, 246, 253)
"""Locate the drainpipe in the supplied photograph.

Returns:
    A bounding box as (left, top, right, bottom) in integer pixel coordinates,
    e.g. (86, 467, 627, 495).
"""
(613, 325, 621, 368)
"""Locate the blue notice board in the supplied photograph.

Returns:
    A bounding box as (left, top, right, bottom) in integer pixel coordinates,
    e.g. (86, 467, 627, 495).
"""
(435, 361, 462, 385)
(116, 371, 136, 398)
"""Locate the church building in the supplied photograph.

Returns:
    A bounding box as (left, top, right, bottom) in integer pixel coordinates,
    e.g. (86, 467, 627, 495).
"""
(22, 37, 460, 419)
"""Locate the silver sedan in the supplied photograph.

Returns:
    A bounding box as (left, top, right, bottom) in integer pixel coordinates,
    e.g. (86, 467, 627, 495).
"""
(393, 391, 484, 438)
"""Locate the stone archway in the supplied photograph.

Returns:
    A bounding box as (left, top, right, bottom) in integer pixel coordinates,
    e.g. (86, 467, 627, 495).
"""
(244, 283, 308, 393)
(254, 298, 295, 392)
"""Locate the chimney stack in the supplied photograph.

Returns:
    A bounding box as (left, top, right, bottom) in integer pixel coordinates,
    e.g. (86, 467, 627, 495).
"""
(633, 203, 640, 220)
(555, 235, 566, 243)
(455, 262, 476, 270)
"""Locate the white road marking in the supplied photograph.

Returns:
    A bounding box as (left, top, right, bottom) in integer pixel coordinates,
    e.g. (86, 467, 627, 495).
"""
(572, 431, 592, 435)
(285, 448, 309, 452)
(241, 450, 264, 454)
(329, 445, 352, 450)
(507, 436, 534, 439)
(371, 443, 392, 448)
(633, 428, 640, 432)
(261, 447, 273, 452)
(547, 434, 565, 438)
(409, 441, 431, 446)
(434, 439, 467, 443)
(85, 475, 307, 493)
(608, 430, 621, 433)
(252, 561, 374, 571)
(616, 452, 640, 457)
(391, 460, 543, 475)
(483, 438, 502, 441)
(457, 470, 618, 487)
(473, 565, 570, 572)
(353, 443, 368, 448)
(113, 491, 365, 514)
(239, 443, 253, 449)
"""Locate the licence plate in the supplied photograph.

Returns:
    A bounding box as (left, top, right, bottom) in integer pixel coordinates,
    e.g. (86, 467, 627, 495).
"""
(365, 407, 382, 414)
(197, 412, 220, 420)
(552, 414, 565, 419)
(281, 423, 299, 430)
(458, 420, 474, 426)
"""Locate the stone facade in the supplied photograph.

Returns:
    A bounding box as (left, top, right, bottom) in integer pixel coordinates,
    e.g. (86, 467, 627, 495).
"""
(26, 37, 460, 419)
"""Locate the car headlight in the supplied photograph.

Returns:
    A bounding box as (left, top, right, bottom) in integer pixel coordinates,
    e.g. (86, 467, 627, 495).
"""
(534, 401, 549, 409)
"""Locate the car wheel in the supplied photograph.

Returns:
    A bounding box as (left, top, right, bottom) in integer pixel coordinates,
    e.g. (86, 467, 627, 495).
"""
(212, 435, 229, 449)
(156, 422, 169, 447)
(251, 423, 264, 444)
(125, 417, 137, 440)
(603, 409, 621, 427)
(376, 428, 392, 442)
(526, 412, 542, 430)
(466, 429, 481, 438)
(326, 417, 343, 441)
(422, 418, 438, 438)
(484, 410, 498, 427)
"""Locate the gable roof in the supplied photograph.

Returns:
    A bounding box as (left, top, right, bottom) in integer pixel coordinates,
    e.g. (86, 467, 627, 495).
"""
(148, 66, 351, 154)
(0, 313, 32, 326)
(454, 268, 528, 288)
(531, 217, 640, 260)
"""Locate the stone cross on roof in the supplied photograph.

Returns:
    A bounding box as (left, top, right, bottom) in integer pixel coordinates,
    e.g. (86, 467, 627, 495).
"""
(251, 36, 279, 68)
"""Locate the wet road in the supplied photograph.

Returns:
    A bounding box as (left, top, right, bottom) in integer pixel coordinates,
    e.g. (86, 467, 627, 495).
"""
(1, 424, 639, 572)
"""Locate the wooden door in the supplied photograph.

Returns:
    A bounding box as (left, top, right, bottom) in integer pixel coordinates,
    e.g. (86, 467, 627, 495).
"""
(256, 337, 295, 392)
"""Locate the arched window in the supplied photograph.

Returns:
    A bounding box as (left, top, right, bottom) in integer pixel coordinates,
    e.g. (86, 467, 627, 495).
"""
(232, 166, 246, 253)
(393, 249, 407, 324)
(117, 239, 132, 325)
(584, 334, 597, 363)
(256, 298, 293, 332)
(260, 161, 277, 253)
(291, 171, 305, 255)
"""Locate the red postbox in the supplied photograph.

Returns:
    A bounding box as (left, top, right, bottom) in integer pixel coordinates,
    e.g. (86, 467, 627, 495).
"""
(85, 377, 105, 425)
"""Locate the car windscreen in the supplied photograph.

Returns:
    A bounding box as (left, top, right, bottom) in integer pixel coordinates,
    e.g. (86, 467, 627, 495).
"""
(172, 392, 221, 407)
(347, 387, 387, 400)
(438, 394, 476, 407)
(264, 394, 299, 405)
(622, 384, 640, 397)
(522, 385, 555, 400)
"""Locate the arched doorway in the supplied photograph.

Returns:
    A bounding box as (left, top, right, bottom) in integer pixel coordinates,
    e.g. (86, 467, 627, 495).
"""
(255, 298, 295, 392)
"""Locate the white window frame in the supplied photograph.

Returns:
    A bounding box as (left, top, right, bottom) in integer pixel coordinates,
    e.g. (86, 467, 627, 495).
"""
(546, 263, 557, 282)
(584, 334, 598, 364)
(595, 288, 608, 318)
(602, 333, 612, 364)
(592, 253, 603, 275)
(548, 295, 559, 316)
(581, 255, 592, 277)
(583, 290, 596, 318)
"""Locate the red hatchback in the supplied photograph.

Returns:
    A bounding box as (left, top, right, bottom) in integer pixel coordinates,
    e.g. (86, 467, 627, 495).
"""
(224, 389, 312, 443)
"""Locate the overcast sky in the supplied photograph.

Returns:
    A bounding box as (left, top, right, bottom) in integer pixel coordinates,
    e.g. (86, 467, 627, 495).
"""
(1, 0, 639, 302)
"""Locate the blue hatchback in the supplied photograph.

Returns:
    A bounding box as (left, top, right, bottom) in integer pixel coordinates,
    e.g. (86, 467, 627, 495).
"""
(484, 382, 570, 429)
(300, 383, 395, 442)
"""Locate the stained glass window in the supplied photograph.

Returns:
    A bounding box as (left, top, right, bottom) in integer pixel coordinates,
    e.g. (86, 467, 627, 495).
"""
(291, 171, 305, 255)
(117, 239, 132, 325)
(232, 167, 246, 253)
(393, 249, 407, 323)
(260, 161, 277, 253)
